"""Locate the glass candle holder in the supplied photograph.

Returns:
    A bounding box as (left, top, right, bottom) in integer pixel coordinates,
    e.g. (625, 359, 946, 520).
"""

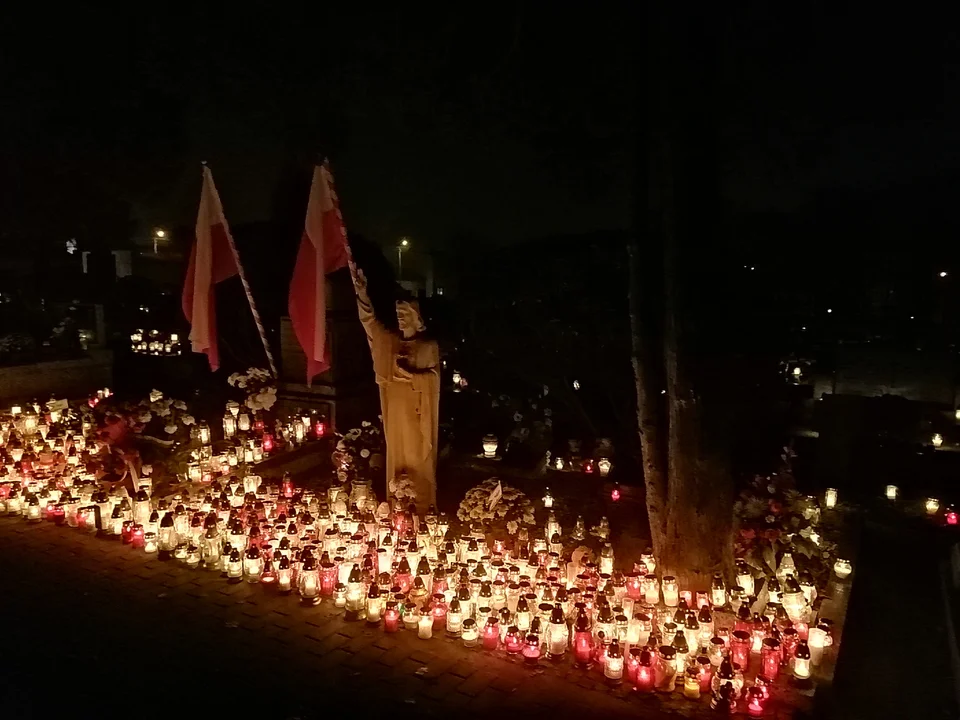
(761, 638, 781, 680)
(824, 488, 837, 509)
(604, 640, 624, 682)
(482, 617, 500, 650)
(462, 619, 479, 648)
(504, 626, 523, 654)
(143, 531, 158, 553)
(731, 630, 751, 670)
(833, 559, 852, 579)
(635, 648, 655, 692)
(384, 601, 400, 632)
(522, 634, 541, 663)
(662, 576, 679, 607)
(793, 639, 812, 679)
(418, 614, 433, 640)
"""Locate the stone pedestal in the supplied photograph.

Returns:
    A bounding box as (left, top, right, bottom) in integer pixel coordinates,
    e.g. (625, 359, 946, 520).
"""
(278, 270, 378, 431)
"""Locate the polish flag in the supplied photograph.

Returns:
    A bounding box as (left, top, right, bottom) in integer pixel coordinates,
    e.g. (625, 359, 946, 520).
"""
(182, 165, 240, 371)
(288, 163, 349, 383)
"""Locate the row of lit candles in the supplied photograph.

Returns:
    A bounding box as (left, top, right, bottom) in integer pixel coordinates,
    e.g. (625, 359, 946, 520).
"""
(0, 471, 839, 716)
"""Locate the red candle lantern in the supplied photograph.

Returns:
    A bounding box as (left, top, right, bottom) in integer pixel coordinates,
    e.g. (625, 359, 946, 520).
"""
(384, 601, 400, 633)
(430, 594, 447, 630)
(522, 634, 541, 663)
(573, 608, 594, 666)
(745, 686, 766, 717)
(635, 648, 655, 692)
(320, 561, 338, 597)
(131, 524, 145, 548)
(254, 418, 265, 433)
(121, 520, 134, 543)
(282, 476, 295, 499)
(730, 630, 751, 671)
(947, 508, 958, 526)
(482, 617, 500, 650)
(504, 626, 523, 654)
(610, 484, 621, 502)
(51, 504, 66, 526)
(794, 621, 809, 641)
(697, 655, 713, 693)
(761, 638, 781, 680)
(584, 459, 594, 474)
(262, 433, 274, 453)
(625, 572, 641, 600)
(314, 421, 326, 438)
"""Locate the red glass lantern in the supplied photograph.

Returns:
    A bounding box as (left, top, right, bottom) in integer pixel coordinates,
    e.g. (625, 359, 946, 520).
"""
(262, 433, 274, 453)
(121, 520, 134, 543)
(320, 561, 338, 597)
(584, 459, 594, 474)
(254, 418, 265, 433)
(610, 484, 621, 502)
(625, 572, 641, 600)
(430, 594, 447, 630)
(635, 648, 655, 692)
(282, 476, 295, 499)
(131, 524, 145, 548)
(504, 626, 523, 654)
(761, 638, 781, 680)
(573, 628, 594, 666)
(522, 634, 541, 663)
(745, 686, 766, 717)
(314, 421, 326, 438)
(51, 504, 66, 526)
(384, 601, 400, 633)
(947, 508, 958, 526)
(482, 617, 500, 650)
(697, 655, 713, 693)
(731, 630, 751, 671)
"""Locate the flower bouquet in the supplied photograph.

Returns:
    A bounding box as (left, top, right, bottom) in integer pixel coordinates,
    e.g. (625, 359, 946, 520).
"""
(227, 368, 277, 413)
(457, 478, 536, 537)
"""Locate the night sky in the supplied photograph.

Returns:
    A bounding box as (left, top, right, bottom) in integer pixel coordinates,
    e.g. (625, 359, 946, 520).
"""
(1, 6, 957, 252)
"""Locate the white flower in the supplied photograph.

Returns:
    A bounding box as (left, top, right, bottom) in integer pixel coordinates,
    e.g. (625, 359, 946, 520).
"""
(149, 389, 163, 403)
(181, 415, 196, 426)
(506, 521, 518, 535)
(361, 420, 371, 427)
(360, 449, 370, 459)
(164, 424, 177, 435)
(157, 406, 171, 417)
(173, 400, 187, 411)
(513, 412, 523, 422)
(138, 411, 152, 423)
(543, 385, 549, 396)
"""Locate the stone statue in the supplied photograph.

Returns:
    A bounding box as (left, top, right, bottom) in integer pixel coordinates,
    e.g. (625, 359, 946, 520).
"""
(350, 265, 439, 513)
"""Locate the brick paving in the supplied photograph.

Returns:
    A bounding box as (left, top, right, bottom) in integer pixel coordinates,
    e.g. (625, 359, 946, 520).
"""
(0, 517, 812, 719)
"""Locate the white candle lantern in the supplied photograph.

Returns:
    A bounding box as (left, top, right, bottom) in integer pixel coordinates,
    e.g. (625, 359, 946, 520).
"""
(662, 576, 679, 607)
(223, 413, 237, 439)
(833, 558, 852, 579)
(885, 484, 898, 501)
(542, 488, 553, 509)
(482, 435, 498, 459)
(198, 422, 211, 446)
(238, 413, 251, 432)
(143, 532, 158, 553)
(597, 458, 612, 477)
(933, 433, 944, 448)
(418, 614, 434, 639)
(807, 627, 827, 666)
(926, 498, 940, 515)
(824, 488, 838, 509)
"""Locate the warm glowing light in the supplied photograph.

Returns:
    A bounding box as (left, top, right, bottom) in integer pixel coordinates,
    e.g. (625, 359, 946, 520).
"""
(611, 484, 621, 502)
(155, 229, 166, 238)
(885, 484, 898, 501)
(940, 271, 949, 278)
(926, 497, 941, 515)
(946, 509, 958, 526)
(824, 488, 837, 509)
(793, 366, 802, 377)
(933, 433, 944, 448)
(833, 558, 852, 579)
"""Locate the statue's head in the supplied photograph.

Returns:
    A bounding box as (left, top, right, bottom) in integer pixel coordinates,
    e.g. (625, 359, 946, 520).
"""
(396, 299, 425, 339)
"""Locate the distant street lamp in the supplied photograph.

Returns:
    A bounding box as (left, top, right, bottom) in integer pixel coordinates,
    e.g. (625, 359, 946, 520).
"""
(397, 237, 411, 277)
(940, 271, 949, 278)
(153, 228, 167, 255)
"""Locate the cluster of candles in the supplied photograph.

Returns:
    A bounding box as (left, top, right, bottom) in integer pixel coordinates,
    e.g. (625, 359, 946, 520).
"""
(0, 445, 841, 716)
(183, 405, 328, 483)
(130, 329, 182, 357)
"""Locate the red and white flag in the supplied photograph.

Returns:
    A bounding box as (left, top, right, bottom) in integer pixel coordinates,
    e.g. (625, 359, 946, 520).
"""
(182, 165, 240, 371)
(289, 163, 349, 383)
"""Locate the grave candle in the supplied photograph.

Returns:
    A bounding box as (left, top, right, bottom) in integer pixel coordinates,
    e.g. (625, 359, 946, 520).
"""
(384, 601, 400, 633)
(662, 576, 679, 607)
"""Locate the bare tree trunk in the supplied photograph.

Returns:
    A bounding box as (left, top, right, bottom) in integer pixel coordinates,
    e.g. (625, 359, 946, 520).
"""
(629, 240, 667, 555)
(635, 2, 734, 590)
